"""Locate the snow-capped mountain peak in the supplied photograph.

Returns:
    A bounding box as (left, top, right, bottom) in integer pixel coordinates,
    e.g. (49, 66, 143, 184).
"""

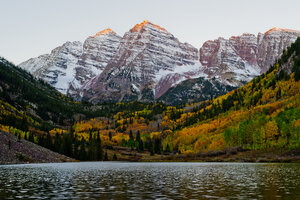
(131, 20, 168, 33)
(265, 27, 300, 34)
(93, 28, 116, 37)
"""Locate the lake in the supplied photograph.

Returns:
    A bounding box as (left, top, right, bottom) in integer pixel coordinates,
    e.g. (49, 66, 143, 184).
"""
(0, 162, 299, 199)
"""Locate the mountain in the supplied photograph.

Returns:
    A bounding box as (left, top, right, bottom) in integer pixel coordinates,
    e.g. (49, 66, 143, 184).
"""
(160, 28, 300, 104)
(19, 29, 121, 96)
(83, 23, 300, 103)
(83, 20, 202, 103)
(19, 21, 300, 104)
(200, 27, 300, 87)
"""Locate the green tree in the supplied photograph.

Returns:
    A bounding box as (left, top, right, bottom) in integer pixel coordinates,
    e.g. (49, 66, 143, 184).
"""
(109, 132, 112, 140)
(96, 132, 103, 161)
(54, 133, 61, 153)
(165, 144, 170, 153)
(79, 139, 87, 161)
(154, 137, 161, 154)
(104, 152, 108, 161)
(113, 153, 117, 160)
(62, 134, 73, 157)
(18, 133, 21, 142)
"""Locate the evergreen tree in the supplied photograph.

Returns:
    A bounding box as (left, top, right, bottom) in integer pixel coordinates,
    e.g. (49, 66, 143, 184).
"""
(62, 134, 73, 157)
(129, 130, 134, 141)
(69, 125, 74, 140)
(18, 132, 21, 142)
(96, 132, 103, 161)
(73, 139, 79, 159)
(136, 130, 141, 142)
(87, 140, 93, 160)
(20, 116, 28, 132)
(38, 135, 44, 146)
(135, 130, 142, 151)
(113, 153, 117, 160)
(54, 133, 61, 153)
(154, 137, 161, 154)
(121, 138, 127, 146)
(148, 139, 154, 156)
(128, 130, 134, 149)
(139, 139, 144, 152)
(104, 152, 108, 161)
(79, 139, 87, 161)
(45, 132, 53, 150)
(109, 131, 112, 140)
(89, 130, 93, 143)
(165, 144, 170, 153)
(29, 132, 34, 142)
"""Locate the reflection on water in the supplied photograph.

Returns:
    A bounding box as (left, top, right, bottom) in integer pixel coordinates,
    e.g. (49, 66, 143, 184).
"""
(0, 162, 299, 199)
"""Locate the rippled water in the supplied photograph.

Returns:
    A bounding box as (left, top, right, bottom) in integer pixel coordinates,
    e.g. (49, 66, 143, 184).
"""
(0, 162, 299, 199)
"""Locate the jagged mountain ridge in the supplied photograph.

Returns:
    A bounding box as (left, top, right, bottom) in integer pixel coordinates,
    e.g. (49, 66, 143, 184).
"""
(84, 24, 300, 103)
(19, 21, 300, 104)
(161, 28, 300, 104)
(199, 28, 300, 86)
(19, 29, 121, 95)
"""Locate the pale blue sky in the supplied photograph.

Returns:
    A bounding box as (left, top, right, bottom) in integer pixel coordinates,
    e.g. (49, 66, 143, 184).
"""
(1, 0, 300, 64)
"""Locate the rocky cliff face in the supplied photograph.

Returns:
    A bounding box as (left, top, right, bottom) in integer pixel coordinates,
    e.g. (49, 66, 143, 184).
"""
(19, 41, 83, 94)
(19, 21, 300, 104)
(84, 20, 202, 103)
(257, 28, 300, 73)
(199, 28, 300, 87)
(19, 29, 121, 96)
(162, 28, 300, 105)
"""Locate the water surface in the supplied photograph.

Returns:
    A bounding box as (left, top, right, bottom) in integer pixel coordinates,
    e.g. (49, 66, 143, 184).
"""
(0, 162, 299, 199)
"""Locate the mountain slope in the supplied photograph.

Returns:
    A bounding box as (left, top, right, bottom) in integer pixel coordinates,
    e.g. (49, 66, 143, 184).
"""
(0, 57, 85, 129)
(166, 37, 300, 154)
(19, 29, 122, 97)
(158, 77, 236, 105)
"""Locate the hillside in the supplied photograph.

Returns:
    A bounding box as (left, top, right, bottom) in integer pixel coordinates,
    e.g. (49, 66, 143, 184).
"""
(0, 130, 74, 164)
(164, 37, 300, 154)
(0, 57, 84, 128)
